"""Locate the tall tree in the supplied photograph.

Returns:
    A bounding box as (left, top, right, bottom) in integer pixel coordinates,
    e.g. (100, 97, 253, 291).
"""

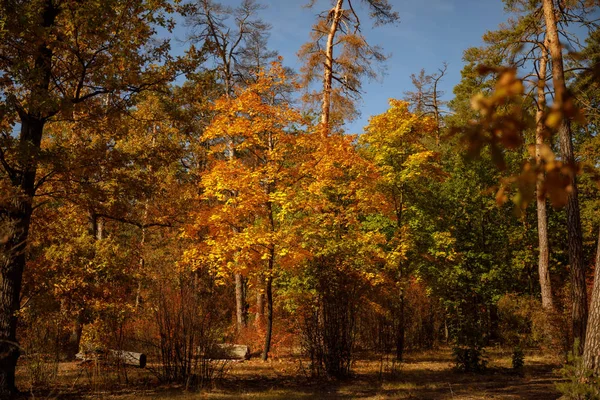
(185, 0, 276, 331)
(298, 0, 398, 132)
(361, 99, 441, 360)
(534, 38, 554, 310)
(182, 63, 305, 360)
(0, 0, 173, 394)
(578, 26, 600, 373)
(542, 0, 588, 351)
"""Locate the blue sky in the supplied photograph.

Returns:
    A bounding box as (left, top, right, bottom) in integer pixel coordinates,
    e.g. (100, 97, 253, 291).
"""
(169, 0, 523, 133)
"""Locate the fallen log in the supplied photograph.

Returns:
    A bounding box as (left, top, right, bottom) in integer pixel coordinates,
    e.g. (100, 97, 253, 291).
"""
(108, 350, 147, 368)
(205, 344, 250, 360)
(76, 349, 147, 368)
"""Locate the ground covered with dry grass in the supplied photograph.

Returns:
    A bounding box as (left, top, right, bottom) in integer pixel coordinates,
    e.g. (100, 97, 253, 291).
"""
(16, 348, 564, 399)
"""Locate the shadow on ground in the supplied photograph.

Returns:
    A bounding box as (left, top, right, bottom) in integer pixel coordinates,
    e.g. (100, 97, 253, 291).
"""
(16, 349, 563, 399)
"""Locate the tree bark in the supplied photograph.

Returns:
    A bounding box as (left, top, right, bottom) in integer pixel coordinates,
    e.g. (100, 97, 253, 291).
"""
(0, 116, 46, 395)
(535, 37, 554, 311)
(261, 256, 273, 361)
(542, 0, 587, 352)
(235, 273, 246, 331)
(396, 291, 405, 361)
(321, 0, 344, 131)
(584, 228, 600, 373)
(255, 278, 265, 327)
(67, 312, 84, 360)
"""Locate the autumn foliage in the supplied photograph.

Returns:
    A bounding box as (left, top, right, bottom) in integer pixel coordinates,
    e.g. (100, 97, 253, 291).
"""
(2, 0, 600, 398)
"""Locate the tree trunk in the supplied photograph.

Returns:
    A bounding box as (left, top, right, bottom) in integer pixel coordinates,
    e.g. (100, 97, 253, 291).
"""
(535, 37, 554, 311)
(255, 278, 265, 327)
(396, 291, 405, 361)
(261, 269, 273, 361)
(66, 311, 84, 360)
(0, 222, 28, 396)
(321, 0, 344, 131)
(235, 273, 246, 331)
(583, 228, 600, 373)
(542, 0, 587, 352)
(0, 2, 58, 390)
(0, 115, 46, 395)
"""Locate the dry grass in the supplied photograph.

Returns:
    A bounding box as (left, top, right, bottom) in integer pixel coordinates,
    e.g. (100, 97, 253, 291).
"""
(15, 348, 563, 399)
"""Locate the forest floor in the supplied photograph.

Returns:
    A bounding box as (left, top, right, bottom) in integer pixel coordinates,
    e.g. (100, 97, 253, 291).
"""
(16, 347, 564, 399)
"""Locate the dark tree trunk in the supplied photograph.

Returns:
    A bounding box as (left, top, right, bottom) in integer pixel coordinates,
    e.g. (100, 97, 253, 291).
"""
(489, 304, 499, 343)
(0, 2, 57, 394)
(261, 269, 273, 361)
(542, 0, 587, 352)
(0, 116, 45, 396)
(396, 292, 405, 361)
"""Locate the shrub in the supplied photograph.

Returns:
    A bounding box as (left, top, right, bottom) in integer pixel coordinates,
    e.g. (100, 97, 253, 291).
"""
(555, 343, 600, 400)
(453, 345, 487, 372)
(512, 346, 524, 373)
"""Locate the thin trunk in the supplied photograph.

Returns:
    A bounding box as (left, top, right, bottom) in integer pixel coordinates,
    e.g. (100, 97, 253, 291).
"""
(135, 221, 146, 310)
(321, 0, 344, 131)
(261, 132, 277, 360)
(396, 292, 405, 361)
(542, 0, 587, 352)
(535, 37, 554, 311)
(583, 228, 600, 373)
(395, 187, 405, 361)
(235, 273, 246, 331)
(261, 248, 274, 361)
(432, 75, 441, 147)
(444, 317, 449, 344)
(255, 279, 265, 327)
(67, 312, 84, 359)
(136, 179, 151, 311)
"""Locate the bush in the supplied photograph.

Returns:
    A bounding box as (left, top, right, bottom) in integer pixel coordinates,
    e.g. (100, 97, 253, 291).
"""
(298, 259, 363, 379)
(453, 345, 487, 372)
(512, 346, 524, 373)
(555, 344, 600, 400)
(497, 293, 568, 353)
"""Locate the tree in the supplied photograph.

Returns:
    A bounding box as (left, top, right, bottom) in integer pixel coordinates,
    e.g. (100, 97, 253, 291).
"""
(451, 0, 599, 339)
(403, 64, 448, 146)
(578, 26, 600, 374)
(184, 0, 278, 331)
(360, 99, 441, 360)
(542, 0, 587, 351)
(534, 38, 554, 310)
(293, 130, 386, 377)
(182, 62, 305, 360)
(0, 0, 173, 394)
(298, 0, 398, 132)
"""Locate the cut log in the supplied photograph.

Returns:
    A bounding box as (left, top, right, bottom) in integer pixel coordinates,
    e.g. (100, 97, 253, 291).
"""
(108, 350, 147, 368)
(76, 349, 147, 368)
(206, 344, 250, 360)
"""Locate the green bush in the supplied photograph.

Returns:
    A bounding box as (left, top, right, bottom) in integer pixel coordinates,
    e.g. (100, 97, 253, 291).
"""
(555, 343, 600, 400)
(512, 346, 524, 373)
(453, 345, 487, 372)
